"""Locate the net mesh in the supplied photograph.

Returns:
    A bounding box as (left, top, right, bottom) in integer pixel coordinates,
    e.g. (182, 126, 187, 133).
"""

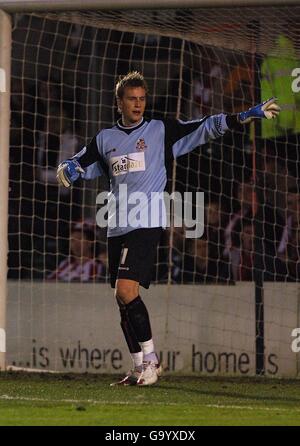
(9, 8, 300, 285)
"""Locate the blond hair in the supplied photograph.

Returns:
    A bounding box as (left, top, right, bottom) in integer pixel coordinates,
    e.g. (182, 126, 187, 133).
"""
(115, 71, 148, 99)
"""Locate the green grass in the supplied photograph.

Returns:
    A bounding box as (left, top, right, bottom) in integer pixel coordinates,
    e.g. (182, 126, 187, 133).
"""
(0, 372, 300, 426)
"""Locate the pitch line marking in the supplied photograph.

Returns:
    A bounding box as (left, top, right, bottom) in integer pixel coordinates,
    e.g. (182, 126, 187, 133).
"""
(1, 395, 300, 412)
(206, 404, 300, 412)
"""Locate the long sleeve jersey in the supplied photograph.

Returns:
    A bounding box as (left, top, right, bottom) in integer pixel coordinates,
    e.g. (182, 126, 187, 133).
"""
(73, 114, 237, 237)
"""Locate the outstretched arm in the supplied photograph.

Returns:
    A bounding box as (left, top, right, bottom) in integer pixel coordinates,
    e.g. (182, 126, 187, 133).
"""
(166, 97, 281, 159)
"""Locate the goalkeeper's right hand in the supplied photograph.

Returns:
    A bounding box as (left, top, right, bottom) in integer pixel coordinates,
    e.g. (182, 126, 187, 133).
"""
(56, 159, 84, 188)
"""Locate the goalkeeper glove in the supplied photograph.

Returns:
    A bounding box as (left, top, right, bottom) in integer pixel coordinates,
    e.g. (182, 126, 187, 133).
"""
(238, 97, 281, 124)
(56, 159, 84, 188)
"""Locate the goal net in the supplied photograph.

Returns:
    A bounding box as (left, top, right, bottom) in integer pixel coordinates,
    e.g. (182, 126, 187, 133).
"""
(5, 4, 300, 376)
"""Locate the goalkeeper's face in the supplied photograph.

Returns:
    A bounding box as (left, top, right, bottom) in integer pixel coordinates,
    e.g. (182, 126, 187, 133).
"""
(118, 86, 146, 126)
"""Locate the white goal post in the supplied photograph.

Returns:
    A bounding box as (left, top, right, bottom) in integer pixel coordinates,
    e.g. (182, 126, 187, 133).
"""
(0, 0, 300, 11)
(0, 9, 10, 370)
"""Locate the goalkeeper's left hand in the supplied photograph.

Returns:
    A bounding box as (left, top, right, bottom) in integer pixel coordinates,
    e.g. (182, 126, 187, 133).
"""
(238, 97, 281, 124)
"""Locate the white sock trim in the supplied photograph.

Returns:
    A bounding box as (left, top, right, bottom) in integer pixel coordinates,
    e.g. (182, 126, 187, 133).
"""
(139, 339, 155, 356)
(131, 352, 143, 368)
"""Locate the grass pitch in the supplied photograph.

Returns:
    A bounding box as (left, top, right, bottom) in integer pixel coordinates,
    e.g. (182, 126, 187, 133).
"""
(0, 372, 300, 426)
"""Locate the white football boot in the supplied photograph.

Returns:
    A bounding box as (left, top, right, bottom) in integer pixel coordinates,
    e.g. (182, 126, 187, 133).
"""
(110, 368, 142, 386)
(136, 361, 163, 386)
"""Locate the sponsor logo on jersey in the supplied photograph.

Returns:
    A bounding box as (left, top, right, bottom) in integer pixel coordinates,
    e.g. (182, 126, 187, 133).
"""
(110, 152, 145, 176)
(136, 138, 147, 151)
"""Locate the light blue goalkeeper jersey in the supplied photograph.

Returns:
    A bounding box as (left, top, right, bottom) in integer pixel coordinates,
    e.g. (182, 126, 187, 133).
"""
(73, 115, 230, 237)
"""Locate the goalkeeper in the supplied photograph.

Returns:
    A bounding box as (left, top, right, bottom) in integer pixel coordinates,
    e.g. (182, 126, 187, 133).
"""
(57, 71, 280, 386)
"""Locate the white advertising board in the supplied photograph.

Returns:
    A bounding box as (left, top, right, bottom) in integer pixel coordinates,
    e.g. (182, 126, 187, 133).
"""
(6, 282, 300, 377)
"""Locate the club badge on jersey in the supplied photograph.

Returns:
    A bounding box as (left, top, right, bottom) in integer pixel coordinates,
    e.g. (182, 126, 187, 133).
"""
(136, 138, 147, 151)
